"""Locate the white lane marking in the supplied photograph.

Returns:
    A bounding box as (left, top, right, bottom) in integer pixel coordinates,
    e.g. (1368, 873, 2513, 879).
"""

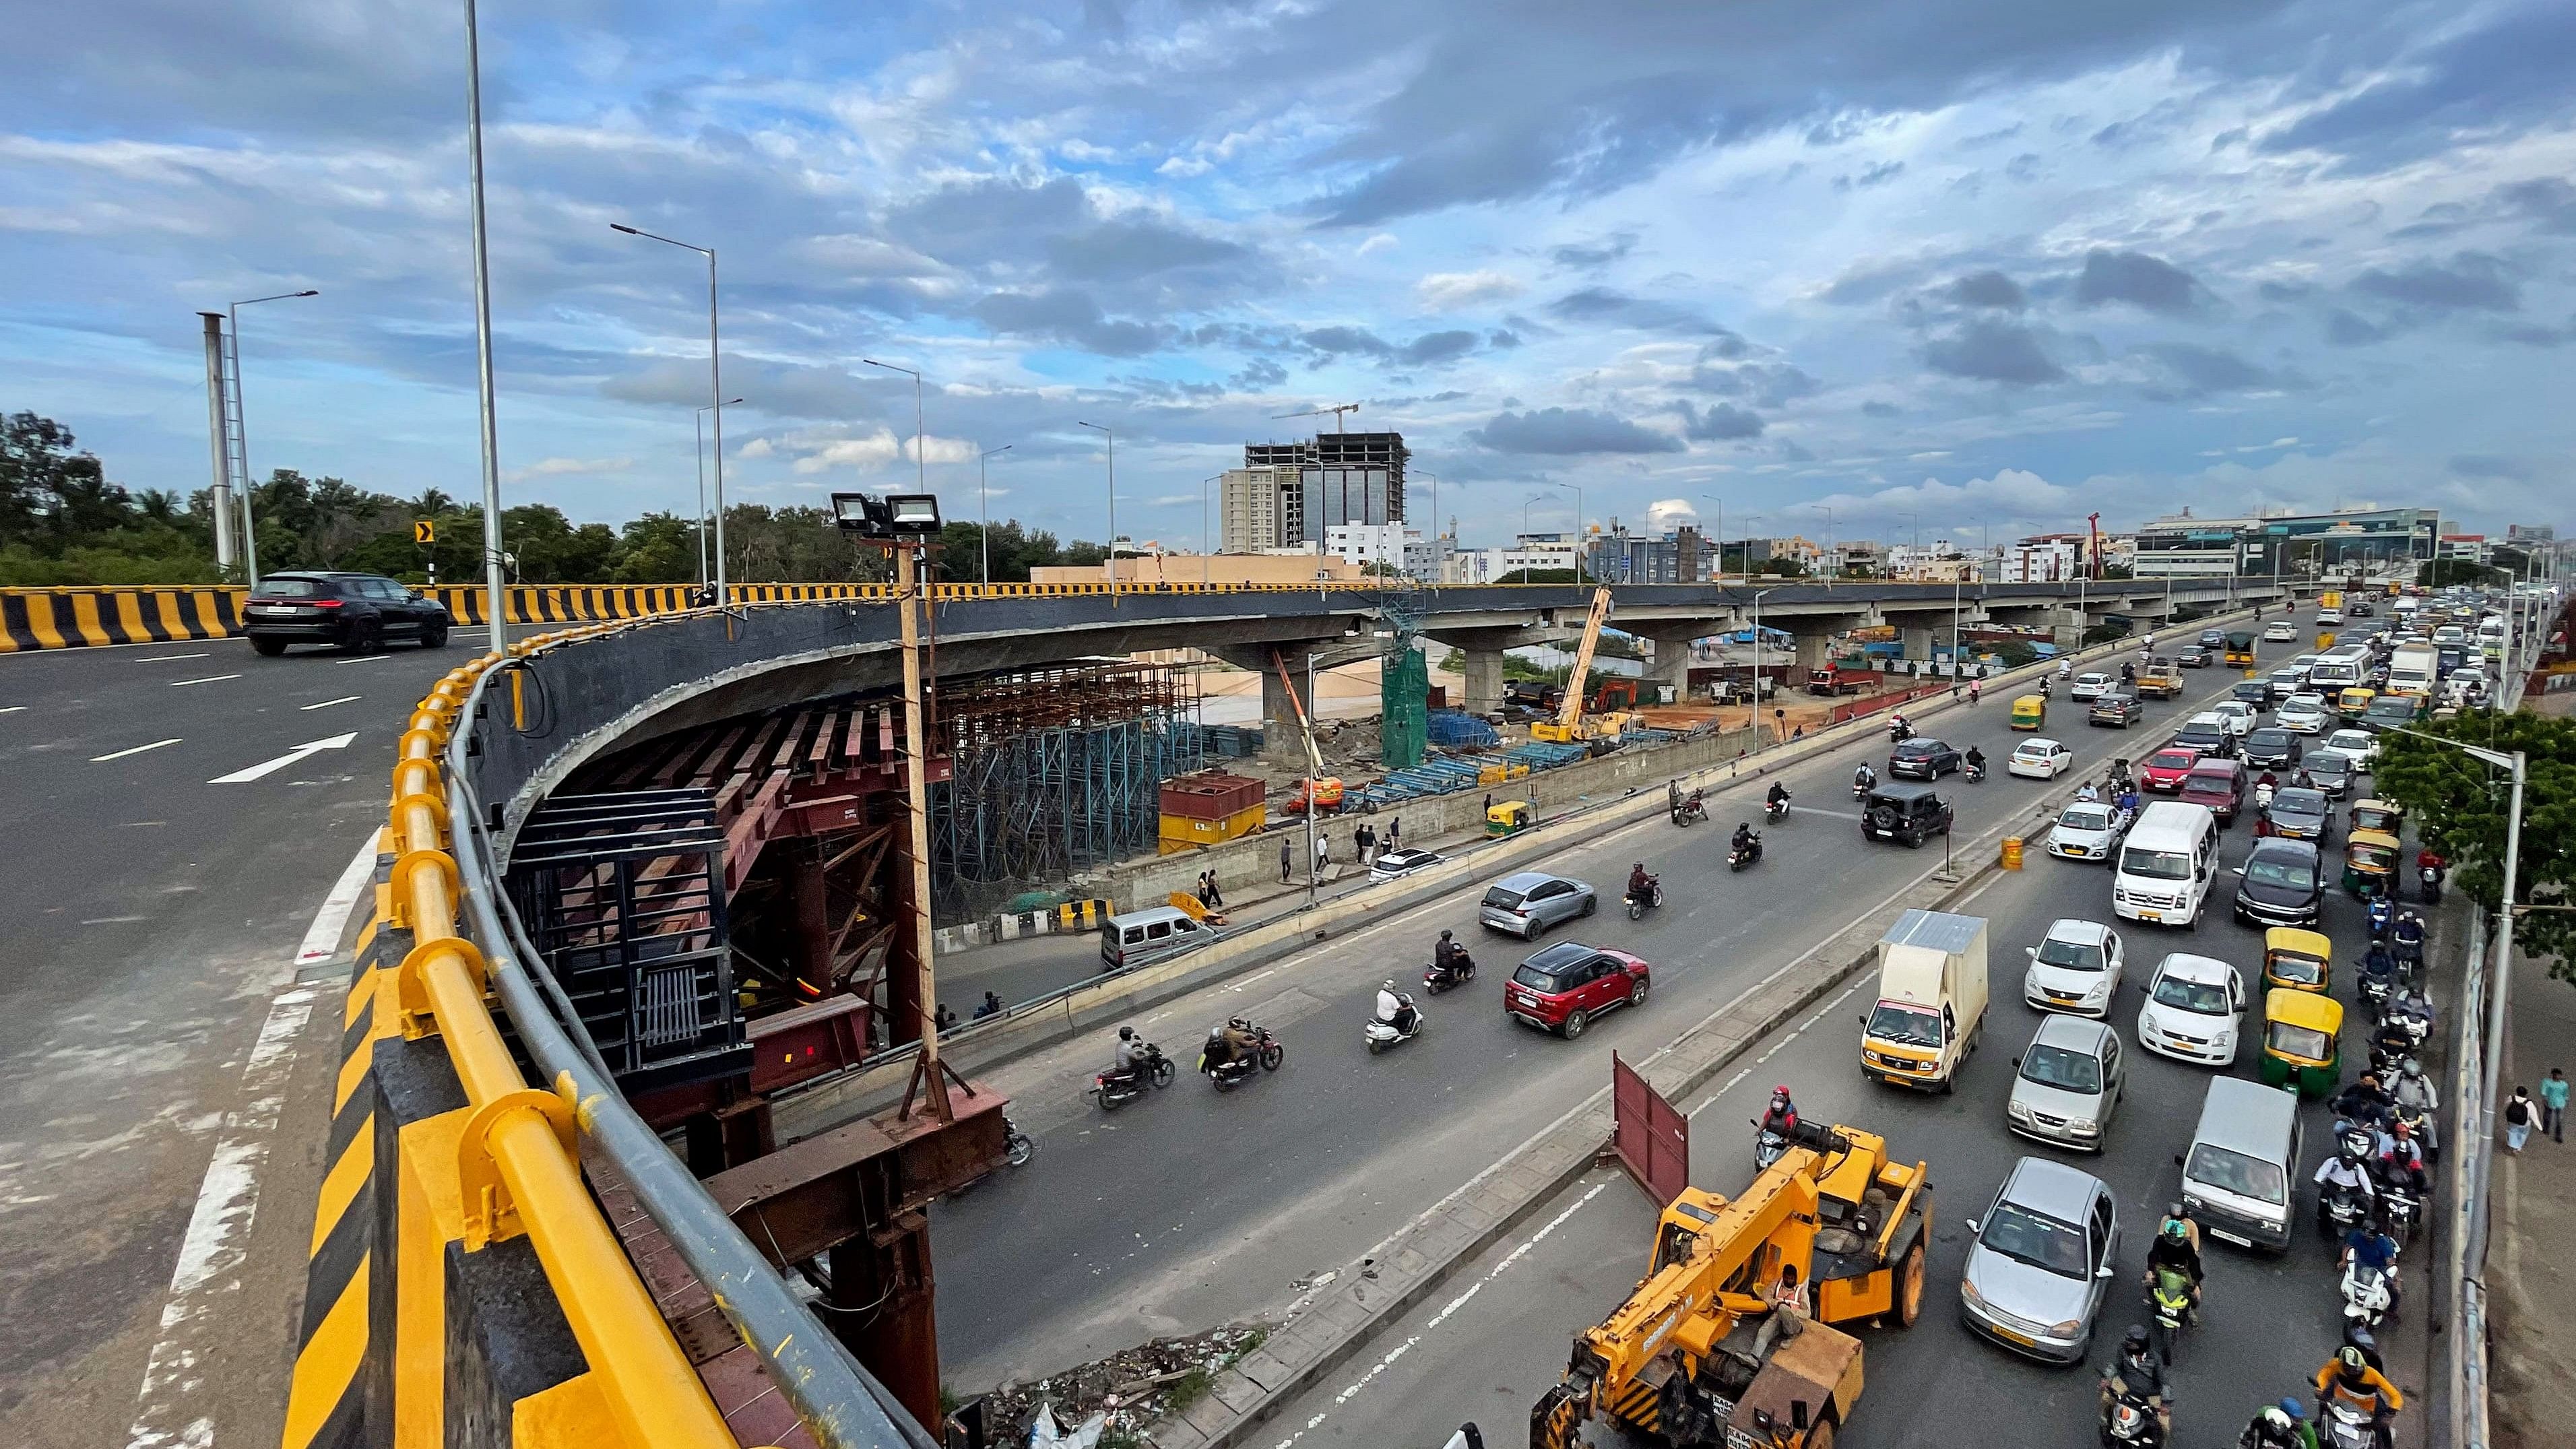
(0, 705, 26, 715)
(335, 653, 397, 666)
(1790, 806, 1865, 821)
(82, 915, 150, 925)
(136, 653, 210, 664)
(299, 695, 362, 711)
(168, 674, 241, 688)
(207, 731, 358, 785)
(92, 738, 183, 762)
(123, 985, 318, 1449)
(295, 837, 379, 967)
(1277, 1179, 1613, 1447)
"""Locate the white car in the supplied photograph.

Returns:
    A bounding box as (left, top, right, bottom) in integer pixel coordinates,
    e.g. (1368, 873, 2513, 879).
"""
(1367, 847, 1446, 884)
(2135, 954, 2245, 1066)
(2023, 918, 2127, 1017)
(2047, 799, 2131, 863)
(2209, 701, 2259, 738)
(2009, 738, 2075, 780)
(2069, 672, 2113, 703)
(2277, 694, 2332, 734)
(2263, 620, 2300, 642)
(2323, 728, 2379, 768)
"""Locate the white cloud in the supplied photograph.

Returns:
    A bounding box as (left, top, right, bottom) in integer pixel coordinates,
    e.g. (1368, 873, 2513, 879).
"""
(1644, 497, 1698, 529)
(1415, 268, 1524, 311)
(738, 437, 775, 459)
(905, 434, 979, 465)
(790, 430, 903, 475)
(506, 455, 634, 482)
(1357, 232, 1400, 256)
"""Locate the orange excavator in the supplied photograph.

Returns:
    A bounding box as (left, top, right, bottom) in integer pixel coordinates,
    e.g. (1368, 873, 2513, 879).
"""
(1530, 1121, 1931, 1449)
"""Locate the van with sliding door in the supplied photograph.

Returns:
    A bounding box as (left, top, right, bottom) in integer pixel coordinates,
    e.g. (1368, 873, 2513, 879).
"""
(2111, 800, 2220, 929)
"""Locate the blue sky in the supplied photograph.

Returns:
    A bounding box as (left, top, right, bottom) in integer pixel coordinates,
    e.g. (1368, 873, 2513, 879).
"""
(6, 0, 2573, 548)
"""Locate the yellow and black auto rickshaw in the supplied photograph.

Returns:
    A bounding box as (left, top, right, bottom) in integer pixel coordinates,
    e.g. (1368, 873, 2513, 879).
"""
(2259, 988, 2344, 1099)
(1486, 799, 1533, 837)
(2011, 694, 2047, 731)
(2349, 798, 2406, 838)
(2342, 827, 2402, 899)
(2262, 927, 2333, 995)
(2338, 686, 2377, 721)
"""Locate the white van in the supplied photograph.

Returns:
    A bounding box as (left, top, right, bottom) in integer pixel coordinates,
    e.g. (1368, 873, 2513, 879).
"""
(2112, 800, 2220, 928)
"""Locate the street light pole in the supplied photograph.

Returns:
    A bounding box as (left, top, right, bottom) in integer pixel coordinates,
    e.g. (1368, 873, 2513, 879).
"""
(613, 222, 728, 612)
(223, 289, 321, 589)
(1201, 474, 1222, 586)
(1075, 421, 1115, 604)
(463, 0, 509, 651)
(693, 397, 742, 589)
(1700, 494, 1725, 583)
(979, 446, 1012, 587)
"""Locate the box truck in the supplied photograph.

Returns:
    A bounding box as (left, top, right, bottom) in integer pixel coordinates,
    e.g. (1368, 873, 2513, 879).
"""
(1859, 909, 1990, 1092)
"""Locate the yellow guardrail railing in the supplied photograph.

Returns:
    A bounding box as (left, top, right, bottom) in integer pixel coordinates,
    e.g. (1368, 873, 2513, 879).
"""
(385, 626, 746, 1449)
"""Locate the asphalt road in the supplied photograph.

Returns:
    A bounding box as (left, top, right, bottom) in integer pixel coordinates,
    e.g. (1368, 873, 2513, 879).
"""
(1258, 737, 2446, 1449)
(0, 634, 468, 1446)
(932, 614, 2317, 1391)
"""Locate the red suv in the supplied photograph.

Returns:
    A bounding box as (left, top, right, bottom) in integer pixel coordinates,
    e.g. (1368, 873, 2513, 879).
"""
(2139, 746, 2203, 793)
(1505, 942, 1650, 1039)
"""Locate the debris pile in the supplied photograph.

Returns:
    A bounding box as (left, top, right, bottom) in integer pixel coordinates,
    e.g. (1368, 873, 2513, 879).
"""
(976, 1325, 1269, 1446)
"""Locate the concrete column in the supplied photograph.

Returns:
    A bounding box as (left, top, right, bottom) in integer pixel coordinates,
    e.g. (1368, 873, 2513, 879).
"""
(2049, 608, 2086, 652)
(1259, 662, 1307, 769)
(1793, 631, 1834, 675)
(1638, 628, 1702, 704)
(1900, 625, 1935, 662)
(1460, 646, 1506, 715)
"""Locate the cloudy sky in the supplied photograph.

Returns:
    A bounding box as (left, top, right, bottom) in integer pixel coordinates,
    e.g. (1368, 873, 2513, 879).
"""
(7, 0, 2573, 549)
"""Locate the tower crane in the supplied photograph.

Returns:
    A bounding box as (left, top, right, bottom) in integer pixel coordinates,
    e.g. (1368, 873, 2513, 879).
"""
(1273, 402, 1361, 432)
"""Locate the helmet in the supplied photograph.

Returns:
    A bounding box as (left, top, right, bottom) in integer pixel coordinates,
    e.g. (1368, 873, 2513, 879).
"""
(1119, 1025, 1135, 1040)
(1634, 862, 1646, 871)
(2278, 1398, 2307, 1421)
(2391, 1119, 2413, 1138)
(2344, 1323, 2379, 1355)
(2161, 1218, 2187, 1242)
(2121, 1325, 2150, 1356)
(2261, 1407, 2291, 1432)
(1383, 979, 1397, 991)
(1228, 1016, 1252, 1033)
(2402, 1057, 2423, 1078)
(2339, 1345, 2369, 1373)
(1440, 928, 1454, 941)
(1208, 1027, 1226, 1041)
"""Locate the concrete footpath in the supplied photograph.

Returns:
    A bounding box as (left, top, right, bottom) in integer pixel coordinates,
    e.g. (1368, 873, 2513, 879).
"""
(2489, 948, 2576, 1449)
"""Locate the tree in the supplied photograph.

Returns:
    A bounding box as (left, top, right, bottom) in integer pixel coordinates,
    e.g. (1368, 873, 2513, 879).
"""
(2371, 709, 2576, 977)
(2418, 557, 2504, 589)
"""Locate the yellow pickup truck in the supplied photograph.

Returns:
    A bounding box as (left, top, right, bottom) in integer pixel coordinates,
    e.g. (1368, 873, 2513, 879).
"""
(2134, 655, 2185, 699)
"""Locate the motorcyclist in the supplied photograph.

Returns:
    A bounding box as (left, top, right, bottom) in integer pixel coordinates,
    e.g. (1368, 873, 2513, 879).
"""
(2313, 1344, 2403, 1446)
(2145, 1215, 2203, 1299)
(1201, 1025, 1236, 1074)
(1626, 862, 1656, 903)
(1887, 712, 1912, 742)
(2057, 659, 2073, 680)
(2121, 661, 2137, 684)
(2416, 845, 2447, 888)
(2391, 909, 2426, 967)
(2078, 781, 2102, 804)
(1765, 779, 1789, 812)
(2359, 941, 2398, 994)
(1853, 761, 1877, 792)
(1964, 744, 1987, 778)
(1375, 980, 1418, 1034)
(2257, 769, 2280, 794)
(2331, 1074, 2395, 1134)
(1432, 928, 1469, 983)
(1111, 1025, 1152, 1085)
(1732, 821, 1757, 858)
(2314, 1138, 2378, 1217)
(1760, 1085, 1800, 1137)
(2391, 1056, 2439, 1145)
(2239, 1400, 2317, 1449)
(2100, 1326, 2175, 1440)
(2375, 1121, 2428, 1195)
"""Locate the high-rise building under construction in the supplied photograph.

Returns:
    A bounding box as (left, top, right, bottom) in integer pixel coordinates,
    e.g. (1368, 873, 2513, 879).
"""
(1224, 430, 1408, 550)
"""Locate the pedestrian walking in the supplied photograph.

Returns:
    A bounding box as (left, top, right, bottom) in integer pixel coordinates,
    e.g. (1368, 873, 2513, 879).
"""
(1314, 831, 1330, 871)
(1387, 816, 1400, 847)
(1280, 836, 1293, 884)
(1970, 678, 1982, 705)
(1355, 822, 1376, 862)
(1484, 792, 1493, 814)
(1205, 870, 1224, 909)
(2506, 1087, 2536, 1154)
(2544, 1068, 2569, 1142)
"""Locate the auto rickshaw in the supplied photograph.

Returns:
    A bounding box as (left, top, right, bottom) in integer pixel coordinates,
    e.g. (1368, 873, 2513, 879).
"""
(2262, 927, 2333, 994)
(1486, 799, 1533, 837)
(2342, 827, 2402, 898)
(2011, 694, 2047, 731)
(2349, 798, 2406, 837)
(2259, 988, 2344, 1099)
(2338, 686, 2377, 720)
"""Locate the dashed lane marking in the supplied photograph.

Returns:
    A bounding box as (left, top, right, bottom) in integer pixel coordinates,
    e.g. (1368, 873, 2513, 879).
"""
(91, 738, 183, 762)
(0, 705, 26, 715)
(333, 654, 396, 666)
(136, 652, 211, 664)
(299, 695, 362, 711)
(168, 674, 241, 687)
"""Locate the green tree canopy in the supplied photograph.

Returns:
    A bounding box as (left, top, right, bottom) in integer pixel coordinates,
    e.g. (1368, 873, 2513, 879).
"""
(2371, 709, 2576, 976)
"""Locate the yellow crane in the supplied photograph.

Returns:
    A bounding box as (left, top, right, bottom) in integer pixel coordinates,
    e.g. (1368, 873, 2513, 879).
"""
(1530, 1121, 1931, 1449)
(1530, 585, 1630, 746)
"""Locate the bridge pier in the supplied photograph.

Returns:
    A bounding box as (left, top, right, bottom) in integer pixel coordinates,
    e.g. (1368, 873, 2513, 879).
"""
(1635, 624, 1710, 705)
(1900, 624, 1935, 664)
(1211, 640, 1378, 769)
(1792, 629, 1836, 676)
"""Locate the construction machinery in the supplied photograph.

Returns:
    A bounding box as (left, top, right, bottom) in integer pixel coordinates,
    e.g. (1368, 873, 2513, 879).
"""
(1273, 651, 1345, 816)
(1530, 587, 1636, 750)
(1530, 1121, 1932, 1449)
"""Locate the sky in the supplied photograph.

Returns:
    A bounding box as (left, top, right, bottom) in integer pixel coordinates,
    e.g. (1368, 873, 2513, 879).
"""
(6, 0, 2575, 551)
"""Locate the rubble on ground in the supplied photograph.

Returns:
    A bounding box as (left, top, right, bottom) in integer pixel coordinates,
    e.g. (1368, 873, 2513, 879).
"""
(973, 1324, 1270, 1446)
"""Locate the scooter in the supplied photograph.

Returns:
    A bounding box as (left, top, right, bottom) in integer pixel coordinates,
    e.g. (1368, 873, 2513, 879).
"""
(1752, 1120, 1788, 1171)
(1964, 758, 1987, 784)
(2367, 897, 2394, 940)
(1364, 997, 1425, 1055)
(1202, 1028, 1286, 1091)
(2358, 970, 2394, 1017)
(1626, 879, 1665, 920)
(1729, 835, 1764, 872)
(1851, 777, 1875, 803)
(1887, 718, 1914, 744)
(1090, 1044, 1178, 1111)
(2341, 1260, 2393, 1329)
(1422, 951, 1477, 995)
(2317, 1400, 2378, 1449)
(2098, 1379, 2167, 1448)
(2318, 1180, 2372, 1239)
(1764, 792, 1791, 823)
(2419, 864, 2445, 903)
(2379, 1181, 2422, 1250)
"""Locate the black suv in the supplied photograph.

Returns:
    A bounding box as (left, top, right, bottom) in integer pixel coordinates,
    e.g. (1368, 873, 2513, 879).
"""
(242, 572, 452, 655)
(2242, 728, 2303, 771)
(2233, 837, 2324, 927)
(1861, 783, 1954, 847)
(1888, 738, 1963, 779)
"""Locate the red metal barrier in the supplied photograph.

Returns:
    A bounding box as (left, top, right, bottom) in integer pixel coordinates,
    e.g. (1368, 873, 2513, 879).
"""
(1611, 1052, 1689, 1205)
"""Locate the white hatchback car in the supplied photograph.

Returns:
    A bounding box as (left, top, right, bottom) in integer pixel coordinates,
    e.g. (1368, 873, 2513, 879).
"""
(2046, 799, 2130, 863)
(2276, 694, 2333, 734)
(2323, 728, 2379, 769)
(2263, 620, 2300, 642)
(2069, 672, 2113, 703)
(2209, 702, 2258, 738)
(2135, 954, 2245, 1066)
(2023, 918, 2126, 1017)
(2009, 738, 2075, 780)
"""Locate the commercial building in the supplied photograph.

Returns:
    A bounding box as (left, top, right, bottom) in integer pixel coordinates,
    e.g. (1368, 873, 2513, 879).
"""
(1029, 552, 1367, 586)
(2002, 537, 2086, 582)
(1442, 533, 1585, 583)
(1324, 522, 1445, 578)
(1230, 430, 1409, 548)
(2439, 534, 2493, 564)
(2132, 506, 2439, 580)
(1217, 467, 1297, 554)
(1887, 542, 1979, 582)
(1583, 523, 1712, 584)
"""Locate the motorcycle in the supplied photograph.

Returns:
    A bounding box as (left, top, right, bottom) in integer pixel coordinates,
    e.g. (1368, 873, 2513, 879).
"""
(1003, 1116, 1035, 1167)
(2098, 1379, 2167, 1448)
(1887, 718, 1914, 744)
(1764, 792, 1791, 823)
(2318, 1180, 2372, 1239)
(1729, 835, 1764, 872)
(2341, 1260, 2393, 1329)
(2358, 970, 2394, 1018)
(1201, 1027, 1285, 1091)
(1091, 1044, 1178, 1111)
(2146, 1267, 2194, 1366)
(1850, 777, 1874, 802)
(1422, 951, 1478, 995)
(1751, 1119, 1789, 1171)
(1964, 758, 1987, 784)
(2391, 933, 2424, 984)
(1625, 878, 1665, 920)
(2419, 864, 2445, 903)
(2317, 1400, 2378, 1449)
(1364, 997, 1425, 1055)
(2367, 897, 2393, 940)
(2379, 1180, 2422, 1250)
(1671, 796, 1708, 827)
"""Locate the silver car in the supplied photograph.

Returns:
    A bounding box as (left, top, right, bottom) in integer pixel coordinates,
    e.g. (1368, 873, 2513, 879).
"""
(1478, 870, 1597, 939)
(2007, 1017, 2126, 1151)
(1960, 1157, 2121, 1363)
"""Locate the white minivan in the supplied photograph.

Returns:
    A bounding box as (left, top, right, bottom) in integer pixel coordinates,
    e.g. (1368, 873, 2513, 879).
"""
(2111, 800, 2220, 928)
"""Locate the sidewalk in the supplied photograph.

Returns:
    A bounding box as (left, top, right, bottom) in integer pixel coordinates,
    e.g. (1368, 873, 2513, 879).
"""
(2488, 948, 2576, 1449)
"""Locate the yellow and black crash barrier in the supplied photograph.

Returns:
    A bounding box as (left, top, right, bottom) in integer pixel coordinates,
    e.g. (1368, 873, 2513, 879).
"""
(1054, 897, 1112, 930)
(0, 585, 243, 651)
(278, 624, 772, 1449)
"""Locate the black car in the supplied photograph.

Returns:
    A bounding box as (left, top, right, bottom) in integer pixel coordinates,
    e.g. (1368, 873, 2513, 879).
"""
(2088, 693, 2144, 728)
(2305, 750, 2358, 798)
(2232, 678, 2277, 707)
(2242, 728, 2305, 771)
(1861, 783, 1953, 847)
(2234, 838, 2325, 927)
(1888, 738, 1963, 779)
(2174, 719, 2234, 759)
(2177, 645, 2214, 668)
(242, 571, 452, 654)
(2258, 787, 2333, 842)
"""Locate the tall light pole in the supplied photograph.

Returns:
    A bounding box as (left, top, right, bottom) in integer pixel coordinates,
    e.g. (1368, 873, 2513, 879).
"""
(1700, 494, 1726, 582)
(979, 445, 1012, 586)
(694, 397, 741, 587)
(1416, 471, 1440, 581)
(463, 0, 507, 649)
(1895, 508, 1919, 575)
(613, 222, 727, 612)
(1075, 421, 1114, 604)
(225, 289, 320, 588)
(1201, 473, 1223, 586)
(1546, 481, 1585, 578)
(1813, 505, 1836, 581)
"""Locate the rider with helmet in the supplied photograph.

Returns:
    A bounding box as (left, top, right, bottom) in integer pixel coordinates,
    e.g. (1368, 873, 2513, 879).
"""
(2314, 1345, 2403, 1446)
(1732, 820, 1758, 857)
(2100, 1326, 2175, 1440)
(1760, 1086, 1799, 1138)
(2239, 1399, 2317, 1449)
(1432, 928, 1469, 984)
